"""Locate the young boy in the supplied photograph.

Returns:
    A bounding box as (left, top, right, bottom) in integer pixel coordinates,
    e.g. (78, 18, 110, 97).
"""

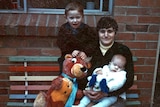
(56, 1, 97, 73)
(73, 54, 127, 107)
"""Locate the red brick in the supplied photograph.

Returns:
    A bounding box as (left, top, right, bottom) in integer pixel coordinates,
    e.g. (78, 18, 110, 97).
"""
(138, 16, 160, 24)
(140, 0, 160, 7)
(47, 27, 57, 36)
(114, 7, 127, 15)
(28, 38, 52, 48)
(6, 26, 17, 35)
(41, 48, 61, 56)
(26, 14, 39, 35)
(133, 57, 145, 65)
(136, 65, 155, 73)
(135, 50, 156, 57)
(38, 26, 47, 36)
(0, 26, 6, 35)
(47, 15, 58, 36)
(146, 42, 158, 49)
(29, 14, 39, 26)
(17, 25, 26, 35)
(127, 8, 150, 15)
(8, 14, 20, 26)
(149, 25, 160, 32)
(0, 14, 11, 26)
(151, 8, 160, 15)
(1, 36, 24, 48)
(140, 88, 152, 96)
(145, 58, 156, 65)
(115, 0, 138, 6)
(118, 24, 125, 32)
(0, 57, 8, 64)
(17, 49, 41, 56)
(17, 14, 29, 26)
(0, 72, 9, 80)
(0, 95, 8, 102)
(86, 16, 96, 27)
(26, 26, 37, 35)
(142, 74, 154, 81)
(125, 42, 146, 49)
(136, 33, 158, 41)
(37, 15, 48, 36)
(58, 15, 66, 27)
(17, 14, 29, 35)
(38, 14, 48, 26)
(0, 48, 17, 56)
(138, 81, 153, 88)
(116, 33, 135, 40)
(48, 15, 57, 27)
(95, 16, 102, 24)
(115, 16, 137, 24)
(126, 25, 148, 32)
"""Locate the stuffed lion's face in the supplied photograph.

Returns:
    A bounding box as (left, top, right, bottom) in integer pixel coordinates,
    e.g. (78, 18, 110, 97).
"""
(63, 54, 91, 79)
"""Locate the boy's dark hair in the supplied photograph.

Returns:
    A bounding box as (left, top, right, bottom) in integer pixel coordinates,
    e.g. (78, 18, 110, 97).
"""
(97, 17, 118, 32)
(65, 1, 84, 16)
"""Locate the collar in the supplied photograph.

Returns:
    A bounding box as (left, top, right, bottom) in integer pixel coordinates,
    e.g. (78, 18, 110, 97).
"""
(61, 72, 76, 82)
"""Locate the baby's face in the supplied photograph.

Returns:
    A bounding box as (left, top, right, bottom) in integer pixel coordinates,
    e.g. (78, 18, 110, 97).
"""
(65, 10, 83, 29)
(109, 58, 125, 72)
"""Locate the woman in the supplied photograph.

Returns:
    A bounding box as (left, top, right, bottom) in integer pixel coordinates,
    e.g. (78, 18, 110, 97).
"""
(78, 17, 134, 107)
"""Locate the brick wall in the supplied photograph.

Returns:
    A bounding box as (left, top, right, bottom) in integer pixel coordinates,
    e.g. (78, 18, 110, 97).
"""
(0, 0, 160, 107)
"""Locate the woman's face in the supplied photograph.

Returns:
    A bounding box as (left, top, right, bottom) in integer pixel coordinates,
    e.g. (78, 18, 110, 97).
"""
(98, 28, 116, 46)
(65, 10, 83, 29)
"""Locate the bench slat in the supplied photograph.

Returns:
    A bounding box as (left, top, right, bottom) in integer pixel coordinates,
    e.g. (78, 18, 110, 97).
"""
(9, 66, 59, 72)
(126, 101, 141, 106)
(10, 76, 57, 81)
(126, 93, 139, 99)
(9, 56, 59, 62)
(9, 94, 36, 99)
(7, 102, 33, 107)
(10, 85, 51, 90)
(129, 84, 137, 90)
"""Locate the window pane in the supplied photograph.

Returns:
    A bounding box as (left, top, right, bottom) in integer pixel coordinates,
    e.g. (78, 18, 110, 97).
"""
(103, 0, 109, 11)
(0, 0, 112, 15)
(27, 0, 108, 11)
(0, 0, 24, 10)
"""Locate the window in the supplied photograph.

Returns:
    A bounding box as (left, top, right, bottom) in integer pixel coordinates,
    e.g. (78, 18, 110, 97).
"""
(0, 0, 113, 15)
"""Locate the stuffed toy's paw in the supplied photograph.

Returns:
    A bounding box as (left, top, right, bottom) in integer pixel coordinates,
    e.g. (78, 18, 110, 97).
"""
(33, 91, 47, 107)
(99, 79, 109, 93)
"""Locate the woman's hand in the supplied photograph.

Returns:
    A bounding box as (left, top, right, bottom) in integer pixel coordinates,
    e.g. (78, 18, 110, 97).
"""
(72, 50, 87, 59)
(79, 51, 87, 59)
(72, 50, 80, 57)
(83, 89, 108, 101)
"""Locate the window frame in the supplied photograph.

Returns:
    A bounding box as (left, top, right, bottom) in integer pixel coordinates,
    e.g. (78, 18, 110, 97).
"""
(0, 0, 114, 15)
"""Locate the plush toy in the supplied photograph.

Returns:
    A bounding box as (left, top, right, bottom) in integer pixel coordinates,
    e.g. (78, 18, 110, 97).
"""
(85, 67, 109, 93)
(33, 54, 91, 107)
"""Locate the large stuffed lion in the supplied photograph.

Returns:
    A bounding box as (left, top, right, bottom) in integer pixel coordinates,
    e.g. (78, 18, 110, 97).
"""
(33, 54, 91, 107)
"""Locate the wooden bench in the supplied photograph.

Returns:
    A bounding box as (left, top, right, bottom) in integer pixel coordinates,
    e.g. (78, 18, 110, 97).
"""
(7, 56, 60, 107)
(125, 56, 141, 106)
(7, 56, 141, 107)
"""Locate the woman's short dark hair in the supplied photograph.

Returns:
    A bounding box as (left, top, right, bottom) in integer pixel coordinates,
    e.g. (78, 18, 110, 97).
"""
(97, 17, 118, 32)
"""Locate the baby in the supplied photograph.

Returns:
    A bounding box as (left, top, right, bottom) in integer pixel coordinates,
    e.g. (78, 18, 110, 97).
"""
(73, 54, 127, 107)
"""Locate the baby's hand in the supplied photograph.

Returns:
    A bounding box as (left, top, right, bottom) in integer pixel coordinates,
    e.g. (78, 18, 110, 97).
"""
(93, 68, 103, 75)
(96, 70, 103, 75)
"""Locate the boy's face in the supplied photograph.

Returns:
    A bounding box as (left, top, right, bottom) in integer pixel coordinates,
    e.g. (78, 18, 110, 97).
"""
(65, 10, 83, 29)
